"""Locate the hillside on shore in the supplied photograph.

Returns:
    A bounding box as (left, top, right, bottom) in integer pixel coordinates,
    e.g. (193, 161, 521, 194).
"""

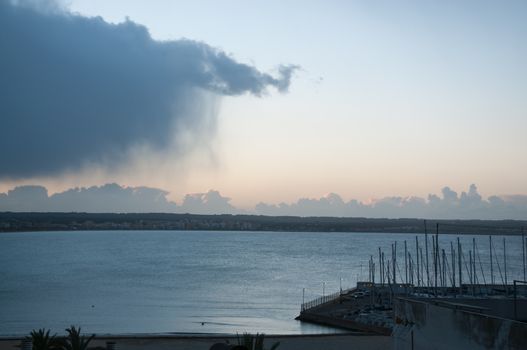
(1, 212, 525, 235)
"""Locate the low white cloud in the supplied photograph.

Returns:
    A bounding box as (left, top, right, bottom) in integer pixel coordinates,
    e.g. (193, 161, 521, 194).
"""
(0, 183, 525, 219)
(255, 184, 527, 220)
(0, 184, 240, 214)
(180, 190, 239, 215)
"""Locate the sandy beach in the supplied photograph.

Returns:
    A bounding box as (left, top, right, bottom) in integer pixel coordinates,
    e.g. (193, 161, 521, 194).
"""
(0, 333, 390, 350)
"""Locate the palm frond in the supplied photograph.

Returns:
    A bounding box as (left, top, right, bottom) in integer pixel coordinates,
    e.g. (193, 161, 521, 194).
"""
(28, 328, 58, 350)
(64, 326, 95, 350)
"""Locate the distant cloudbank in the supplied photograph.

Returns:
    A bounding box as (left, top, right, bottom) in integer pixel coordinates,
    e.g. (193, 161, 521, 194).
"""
(1, 183, 526, 220)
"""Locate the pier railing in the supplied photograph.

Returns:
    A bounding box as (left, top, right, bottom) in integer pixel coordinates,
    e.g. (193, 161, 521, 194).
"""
(301, 289, 349, 312)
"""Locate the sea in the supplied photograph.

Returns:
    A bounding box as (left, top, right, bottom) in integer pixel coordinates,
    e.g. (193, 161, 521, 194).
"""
(0, 230, 525, 336)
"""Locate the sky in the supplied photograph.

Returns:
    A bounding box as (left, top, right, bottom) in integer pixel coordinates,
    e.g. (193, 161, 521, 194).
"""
(1, 0, 526, 218)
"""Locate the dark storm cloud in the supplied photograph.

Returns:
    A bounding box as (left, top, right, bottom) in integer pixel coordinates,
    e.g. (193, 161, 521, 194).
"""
(0, 1, 297, 178)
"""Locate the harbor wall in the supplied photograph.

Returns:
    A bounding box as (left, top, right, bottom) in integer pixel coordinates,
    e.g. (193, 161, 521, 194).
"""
(393, 297, 527, 350)
(410, 297, 527, 322)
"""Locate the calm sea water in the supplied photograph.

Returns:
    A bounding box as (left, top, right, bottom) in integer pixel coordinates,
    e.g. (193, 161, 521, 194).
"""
(0, 230, 525, 336)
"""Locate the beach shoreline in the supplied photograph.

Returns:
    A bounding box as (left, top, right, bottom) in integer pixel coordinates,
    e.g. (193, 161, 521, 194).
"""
(0, 332, 391, 350)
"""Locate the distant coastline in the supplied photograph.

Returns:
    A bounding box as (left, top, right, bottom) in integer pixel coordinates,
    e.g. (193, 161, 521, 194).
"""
(0, 212, 525, 235)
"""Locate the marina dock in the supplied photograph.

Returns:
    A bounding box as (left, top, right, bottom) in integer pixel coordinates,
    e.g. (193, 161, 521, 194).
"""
(297, 224, 527, 349)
